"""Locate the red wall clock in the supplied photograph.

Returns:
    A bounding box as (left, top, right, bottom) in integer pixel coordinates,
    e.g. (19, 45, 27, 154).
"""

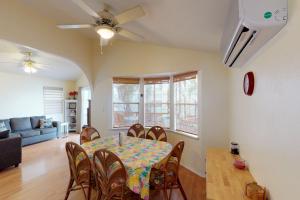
(243, 72, 255, 96)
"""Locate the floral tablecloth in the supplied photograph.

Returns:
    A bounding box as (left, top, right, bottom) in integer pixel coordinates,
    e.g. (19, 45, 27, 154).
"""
(81, 135, 172, 200)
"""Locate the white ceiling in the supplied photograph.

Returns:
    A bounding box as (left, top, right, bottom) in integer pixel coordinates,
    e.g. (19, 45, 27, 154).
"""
(0, 40, 82, 81)
(21, 0, 231, 52)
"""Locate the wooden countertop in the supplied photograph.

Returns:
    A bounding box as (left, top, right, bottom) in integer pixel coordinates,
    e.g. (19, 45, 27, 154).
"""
(206, 148, 255, 200)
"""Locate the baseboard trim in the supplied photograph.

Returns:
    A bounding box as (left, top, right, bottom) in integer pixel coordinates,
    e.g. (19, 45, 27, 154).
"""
(180, 164, 206, 178)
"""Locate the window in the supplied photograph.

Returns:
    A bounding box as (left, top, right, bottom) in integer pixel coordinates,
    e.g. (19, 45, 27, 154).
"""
(112, 71, 199, 137)
(144, 77, 170, 128)
(43, 87, 64, 121)
(112, 78, 140, 128)
(80, 87, 91, 127)
(174, 72, 198, 135)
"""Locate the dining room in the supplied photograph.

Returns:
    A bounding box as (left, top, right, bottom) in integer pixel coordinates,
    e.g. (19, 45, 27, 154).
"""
(67, 125, 192, 200)
(0, 0, 298, 199)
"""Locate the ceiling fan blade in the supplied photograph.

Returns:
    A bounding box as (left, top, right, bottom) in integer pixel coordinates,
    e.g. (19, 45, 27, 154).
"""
(0, 61, 21, 64)
(72, 0, 100, 18)
(115, 5, 145, 25)
(35, 65, 48, 70)
(57, 24, 93, 29)
(117, 28, 143, 41)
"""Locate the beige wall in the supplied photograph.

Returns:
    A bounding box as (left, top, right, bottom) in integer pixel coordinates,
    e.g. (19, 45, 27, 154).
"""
(76, 74, 90, 89)
(91, 40, 229, 175)
(0, 71, 75, 119)
(0, 0, 93, 83)
(228, 1, 300, 199)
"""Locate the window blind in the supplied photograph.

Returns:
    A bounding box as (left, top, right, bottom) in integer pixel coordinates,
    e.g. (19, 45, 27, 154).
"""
(43, 87, 64, 115)
(113, 77, 140, 84)
(144, 77, 170, 84)
(173, 71, 198, 82)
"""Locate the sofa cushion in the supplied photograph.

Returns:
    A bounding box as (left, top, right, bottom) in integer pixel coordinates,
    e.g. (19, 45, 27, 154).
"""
(19, 130, 40, 138)
(0, 119, 11, 132)
(30, 116, 46, 129)
(40, 127, 57, 135)
(10, 117, 32, 132)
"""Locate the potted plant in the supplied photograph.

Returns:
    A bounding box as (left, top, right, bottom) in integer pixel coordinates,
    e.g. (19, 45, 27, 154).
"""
(69, 91, 78, 100)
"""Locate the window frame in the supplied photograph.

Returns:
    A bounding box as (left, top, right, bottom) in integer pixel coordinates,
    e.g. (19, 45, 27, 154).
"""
(111, 72, 200, 138)
(173, 72, 198, 135)
(143, 77, 171, 129)
(43, 86, 64, 121)
(112, 78, 141, 128)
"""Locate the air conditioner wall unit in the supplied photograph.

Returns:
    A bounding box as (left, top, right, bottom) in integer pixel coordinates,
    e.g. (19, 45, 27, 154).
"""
(221, 0, 288, 68)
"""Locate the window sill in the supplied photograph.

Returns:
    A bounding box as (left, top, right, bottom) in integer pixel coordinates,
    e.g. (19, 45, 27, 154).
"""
(111, 128, 199, 140)
(111, 128, 129, 131)
(168, 130, 199, 140)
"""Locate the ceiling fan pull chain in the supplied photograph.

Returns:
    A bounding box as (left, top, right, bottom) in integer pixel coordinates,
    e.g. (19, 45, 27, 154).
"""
(100, 37, 103, 55)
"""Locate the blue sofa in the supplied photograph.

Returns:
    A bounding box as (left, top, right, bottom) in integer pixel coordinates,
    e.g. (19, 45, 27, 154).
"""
(0, 116, 61, 146)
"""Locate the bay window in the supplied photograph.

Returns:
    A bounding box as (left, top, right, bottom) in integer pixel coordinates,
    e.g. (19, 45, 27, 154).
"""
(112, 78, 140, 128)
(112, 71, 198, 137)
(144, 77, 170, 128)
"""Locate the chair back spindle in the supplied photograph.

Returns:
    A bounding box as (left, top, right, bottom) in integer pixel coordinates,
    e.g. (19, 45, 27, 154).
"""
(93, 149, 127, 200)
(80, 127, 101, 144)
(146, 126, 167, 142)
(65, 142, 92, 200)
(127, 123, 145, 138)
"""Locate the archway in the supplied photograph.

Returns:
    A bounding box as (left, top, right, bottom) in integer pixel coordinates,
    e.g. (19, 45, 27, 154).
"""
(0, 39, 92, 133)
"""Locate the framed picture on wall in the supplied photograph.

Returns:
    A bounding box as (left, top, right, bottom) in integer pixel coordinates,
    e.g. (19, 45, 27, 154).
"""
(69, 102, 76, 109)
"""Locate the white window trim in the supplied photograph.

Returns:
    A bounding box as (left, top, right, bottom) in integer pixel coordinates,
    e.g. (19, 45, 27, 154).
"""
(139, 79, 144, 125)
(111, 81, 140, 128)
(111, 72, 200, 139)
(144, 80, 171, 129)
(170, 76, 175, 131)
(168, 130, 199, 139)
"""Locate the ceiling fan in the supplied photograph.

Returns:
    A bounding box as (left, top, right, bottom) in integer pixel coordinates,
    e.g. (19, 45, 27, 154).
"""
(0, 51, 47, 74)
(23, 52, 39, 74)
(57, 0, 146, 43)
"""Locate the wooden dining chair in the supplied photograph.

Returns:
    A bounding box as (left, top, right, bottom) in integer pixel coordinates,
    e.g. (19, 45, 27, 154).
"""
(146, 126, 167, 142)
(93, 149, 138, 200)
(127, 123, 145, 138)
(65, 142, 92, 200)
(80, 127, 101, 144)
(150, 141, 187, 200)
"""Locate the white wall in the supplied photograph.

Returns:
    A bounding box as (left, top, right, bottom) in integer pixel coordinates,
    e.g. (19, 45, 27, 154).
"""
(228, 1, 300, 199)
(91, 40, 229, 176)
(0, 71, 75, 120)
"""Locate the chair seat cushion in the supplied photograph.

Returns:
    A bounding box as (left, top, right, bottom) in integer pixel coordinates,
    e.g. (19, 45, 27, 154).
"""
(19, 130, 41, 138)
(40, 127, 57, 135)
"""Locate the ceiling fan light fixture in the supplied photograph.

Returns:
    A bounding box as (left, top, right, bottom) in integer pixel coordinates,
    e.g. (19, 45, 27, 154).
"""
(23, 61, 37, 74)
(96, 25, 115, 39)
(24, 66, 37, 74)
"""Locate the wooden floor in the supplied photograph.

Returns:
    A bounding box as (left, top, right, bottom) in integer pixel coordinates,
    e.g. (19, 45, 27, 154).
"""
(0, 134, 205, 200)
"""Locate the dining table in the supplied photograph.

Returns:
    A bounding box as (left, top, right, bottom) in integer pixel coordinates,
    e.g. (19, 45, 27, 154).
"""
(81, 135, 173, 200)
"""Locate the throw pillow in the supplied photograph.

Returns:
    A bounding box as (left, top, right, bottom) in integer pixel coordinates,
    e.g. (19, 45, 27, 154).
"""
(0, 122, 9, 139)
(0, 130, 9, 139)
(0, 121, 7, 132)
(40, 118, 53, 129)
